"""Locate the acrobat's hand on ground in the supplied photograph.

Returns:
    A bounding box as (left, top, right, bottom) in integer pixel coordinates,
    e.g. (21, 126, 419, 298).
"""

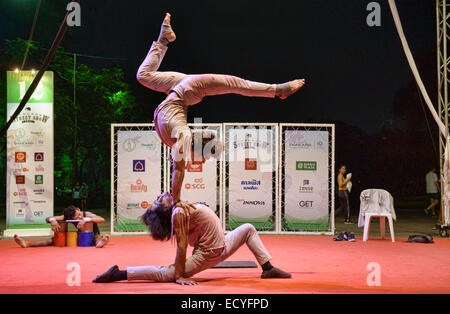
(50, 221, 61, 232)
(174, 201, 196, 218)
(176, 277, 198, 286)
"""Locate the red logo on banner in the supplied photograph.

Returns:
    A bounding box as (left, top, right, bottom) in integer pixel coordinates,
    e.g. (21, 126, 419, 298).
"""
(185, 178, 205, 190)
(13, 189, 27, 197)
(130, 179, 147, 193)
(15, 152, 26, 163)
(187, 162, 203, 172)
(16, 175, 25, 184)
(141, 201, 151, 209)
(245, 158, 257, 170)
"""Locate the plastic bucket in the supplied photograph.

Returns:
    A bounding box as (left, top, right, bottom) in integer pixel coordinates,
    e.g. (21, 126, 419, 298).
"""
(66, 232, 78, 247)
(54, 232, 66, 247)
(78, 232, 94, 247)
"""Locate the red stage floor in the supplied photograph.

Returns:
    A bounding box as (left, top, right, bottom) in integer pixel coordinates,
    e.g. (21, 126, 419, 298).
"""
(1, 235, 450, 294)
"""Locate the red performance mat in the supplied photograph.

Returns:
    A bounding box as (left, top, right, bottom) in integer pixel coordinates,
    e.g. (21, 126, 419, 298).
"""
(1, 235, 450, 294)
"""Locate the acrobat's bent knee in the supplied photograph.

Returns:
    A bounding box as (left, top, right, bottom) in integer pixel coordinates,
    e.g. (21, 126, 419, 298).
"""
(242, 223, 257, 234)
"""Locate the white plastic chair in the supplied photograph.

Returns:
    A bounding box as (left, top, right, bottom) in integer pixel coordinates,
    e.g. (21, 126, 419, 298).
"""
(358, 189, 396, 242)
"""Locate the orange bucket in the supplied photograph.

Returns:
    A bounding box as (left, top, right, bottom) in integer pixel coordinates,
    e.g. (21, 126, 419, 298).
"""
(66, 232, 78, 247)
(54, 231, 66, 247)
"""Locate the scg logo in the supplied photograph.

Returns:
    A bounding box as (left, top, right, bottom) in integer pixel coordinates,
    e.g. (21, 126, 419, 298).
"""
(185, 178, 205, 190)
(185, 183, 205, 190)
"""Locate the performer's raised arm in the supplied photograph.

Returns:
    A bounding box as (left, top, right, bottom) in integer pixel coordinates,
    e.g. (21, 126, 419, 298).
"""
(173, 208, 197, 285)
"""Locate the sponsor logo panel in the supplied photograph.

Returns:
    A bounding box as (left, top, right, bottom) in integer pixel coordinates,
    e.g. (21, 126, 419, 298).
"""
(33, 188, 45, 195)
(241, 179, 261, 190)
(245, 158, 257, 170)
(34, 152, 44, 162)
(185, 178, 205, 190)
(133, 160, 145, 172)
(298, 200, 314, 208)
(299, 179, 314, 193)
(296, 161, 317, 171)
(15, 152, 26, 163)
(187, 162, 203, 173)
(35, 175, 44, 185)
(16, 175, 25, 184)
(15, 209, 25, 218)
(235, 199, 266, 206)
(130, 179, 147, 193)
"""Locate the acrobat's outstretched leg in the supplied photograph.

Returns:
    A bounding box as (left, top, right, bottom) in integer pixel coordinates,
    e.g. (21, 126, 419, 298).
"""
(136, 13, 186, 94)
(171, 73, 305, 106)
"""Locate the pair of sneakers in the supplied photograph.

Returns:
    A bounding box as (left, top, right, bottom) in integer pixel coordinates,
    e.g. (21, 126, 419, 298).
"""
(333, 232, 356, 242)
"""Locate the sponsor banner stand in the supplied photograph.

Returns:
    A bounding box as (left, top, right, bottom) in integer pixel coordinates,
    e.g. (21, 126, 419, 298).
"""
(279, 124, 335, 235)
(111, 124, 166, 235)
(224, 123, 278, 234)
(111, 123, 334, 236)
(171, 124, 223, 221)
(4, 71, 54, 238)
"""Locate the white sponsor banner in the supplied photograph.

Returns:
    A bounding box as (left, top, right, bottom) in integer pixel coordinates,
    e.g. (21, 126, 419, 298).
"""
(180, 160, 218, 210)
(180, 125, 221, 211)
(6, 71, 53, 228)
(117, 130, 162, 230)
(284, 130, 329, 230)
(227, 127, 275, 229)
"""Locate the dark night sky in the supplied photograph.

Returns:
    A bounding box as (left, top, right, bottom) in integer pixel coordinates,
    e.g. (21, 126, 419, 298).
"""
(0, 0, 437, 134)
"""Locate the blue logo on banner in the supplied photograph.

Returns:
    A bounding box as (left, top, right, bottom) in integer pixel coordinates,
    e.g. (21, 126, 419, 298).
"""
(34, 152, 44, 162)
(133, 160, 145, 172)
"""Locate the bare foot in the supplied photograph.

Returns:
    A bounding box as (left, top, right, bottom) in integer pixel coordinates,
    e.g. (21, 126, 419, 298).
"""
(96, 234, 110, 248)
(277, 79, 306, 99)
(14, 234, 27, 248)
(158, 13, 176, 44)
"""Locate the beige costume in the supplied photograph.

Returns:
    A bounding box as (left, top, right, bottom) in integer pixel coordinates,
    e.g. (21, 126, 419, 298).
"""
(137, 41, 277, 160)
(127, 204, 272, 281)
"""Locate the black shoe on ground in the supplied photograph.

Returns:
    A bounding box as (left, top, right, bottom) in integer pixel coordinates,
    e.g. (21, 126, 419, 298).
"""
(92, 265, 119, 283)
(347, 233, 356, 242)
(261, 267, 292, 279)
(333, 232, 347, 241)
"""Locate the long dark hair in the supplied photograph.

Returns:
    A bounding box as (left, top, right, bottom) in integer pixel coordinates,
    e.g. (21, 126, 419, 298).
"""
(140, 203, 173, 241)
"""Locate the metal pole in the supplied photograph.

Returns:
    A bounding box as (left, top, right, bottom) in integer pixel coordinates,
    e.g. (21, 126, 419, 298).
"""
(437, 0, 442, 174)
(0, 0, 80, 138)
(21, 0, 42, 70)
(74, 53, 78, 183)
(437, 0, 450, 225)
